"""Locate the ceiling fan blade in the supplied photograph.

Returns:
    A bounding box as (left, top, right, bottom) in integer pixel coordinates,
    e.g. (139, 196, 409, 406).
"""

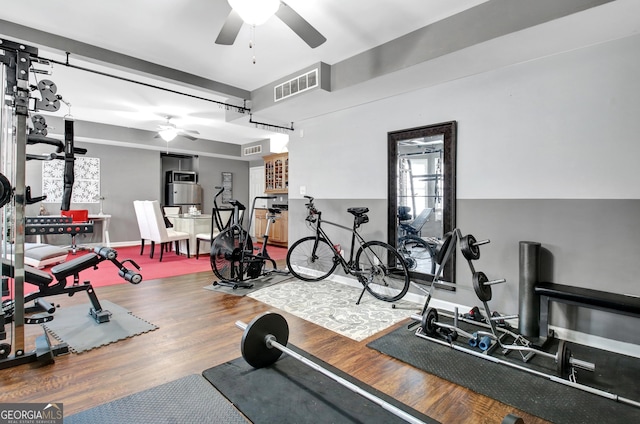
(181, 129, 200, 135)
(181, 133, 198, 141)
(275, 2, 326, 48)
(215, 9, 244, 45)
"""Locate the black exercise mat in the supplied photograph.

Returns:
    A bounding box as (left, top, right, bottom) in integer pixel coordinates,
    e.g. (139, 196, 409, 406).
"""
(367, 323, 640, 424)
(65, 374, 248, 423)
(202, 345, 439, 424)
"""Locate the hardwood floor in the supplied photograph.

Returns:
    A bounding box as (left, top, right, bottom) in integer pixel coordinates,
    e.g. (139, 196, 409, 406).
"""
(1, 265, 548, 424)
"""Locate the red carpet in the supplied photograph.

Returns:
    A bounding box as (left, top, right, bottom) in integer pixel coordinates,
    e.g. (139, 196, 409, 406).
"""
(16, 243, 289, 291)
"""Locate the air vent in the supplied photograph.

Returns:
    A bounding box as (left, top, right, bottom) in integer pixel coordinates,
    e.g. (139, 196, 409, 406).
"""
(244, 145, 262, 156)
(274, 68, 318, 102)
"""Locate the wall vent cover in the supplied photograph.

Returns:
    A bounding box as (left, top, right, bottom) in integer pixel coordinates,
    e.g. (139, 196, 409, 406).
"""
(274, 68, 318, 102)
(244, 145, 262, 155)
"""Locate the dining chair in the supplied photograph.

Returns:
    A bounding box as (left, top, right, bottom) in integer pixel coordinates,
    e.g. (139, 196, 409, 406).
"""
(143, 200, 191, 261)
(162, 206, 180, 227)
(133, 200, 152, 255)
(195, 207, 233, 259)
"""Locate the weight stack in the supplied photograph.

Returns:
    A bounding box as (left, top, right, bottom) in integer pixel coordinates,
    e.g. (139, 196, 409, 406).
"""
(518, 241, 540, 337)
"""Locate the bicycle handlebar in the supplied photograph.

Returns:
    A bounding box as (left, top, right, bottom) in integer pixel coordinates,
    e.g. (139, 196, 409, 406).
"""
(304, 195, 319, 222)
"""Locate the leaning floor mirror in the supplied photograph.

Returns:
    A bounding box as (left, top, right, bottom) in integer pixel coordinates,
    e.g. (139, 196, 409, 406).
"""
(387, 121, 457, 285)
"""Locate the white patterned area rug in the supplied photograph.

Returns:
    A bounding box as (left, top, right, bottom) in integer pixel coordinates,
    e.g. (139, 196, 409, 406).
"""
(248, 278, 421, 341)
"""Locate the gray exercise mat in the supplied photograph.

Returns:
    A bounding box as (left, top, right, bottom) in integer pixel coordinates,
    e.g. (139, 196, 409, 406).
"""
(203, 272, 293, 296)
(367, 324, 640, 424)
(43, 300, 158, 353)
(65, 374, 248, 424)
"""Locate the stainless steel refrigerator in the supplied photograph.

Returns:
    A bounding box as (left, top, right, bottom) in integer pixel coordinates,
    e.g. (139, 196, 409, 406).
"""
(165, 183, 203, 212)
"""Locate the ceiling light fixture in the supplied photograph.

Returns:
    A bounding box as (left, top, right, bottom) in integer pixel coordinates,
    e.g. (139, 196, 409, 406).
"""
(228, 0, 280, 26)
(159, 128, 178, 142)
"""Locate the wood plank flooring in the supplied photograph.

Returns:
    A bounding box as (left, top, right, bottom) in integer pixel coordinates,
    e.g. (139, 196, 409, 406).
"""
(1, 265, 548, 424)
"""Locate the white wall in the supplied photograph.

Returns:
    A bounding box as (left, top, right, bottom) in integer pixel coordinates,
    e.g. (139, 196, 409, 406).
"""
(287, 32, 640, 349)
(290, 33, 640, 201)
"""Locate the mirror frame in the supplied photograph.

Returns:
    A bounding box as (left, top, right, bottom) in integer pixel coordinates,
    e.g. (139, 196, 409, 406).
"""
(387, 121, 457, 284)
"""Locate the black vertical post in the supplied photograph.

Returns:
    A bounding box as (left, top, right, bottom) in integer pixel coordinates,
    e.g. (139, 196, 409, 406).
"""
(519, 241, 541, 337)
(60, 119, 74, 211)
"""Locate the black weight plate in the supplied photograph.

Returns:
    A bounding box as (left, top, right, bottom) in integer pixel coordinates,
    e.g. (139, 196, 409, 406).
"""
(0, 173, 12, 208)
(556, 339, 571, 378)
(241, 312, 289, 368)
(460, 234, 480, 261)
(435, 232, 453, 265)
(0, 343, 11, 359)
(422, 308, 439, 336)
(472, 271, 492, 302)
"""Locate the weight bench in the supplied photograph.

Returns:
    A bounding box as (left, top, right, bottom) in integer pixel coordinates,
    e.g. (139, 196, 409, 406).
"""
(2, 246, 142, 324)
(535, 282, 640, 339)
(4, 243, 68, 269)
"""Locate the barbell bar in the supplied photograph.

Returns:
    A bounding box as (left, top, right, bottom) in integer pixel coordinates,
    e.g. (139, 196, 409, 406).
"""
(235, 312, 428, 424)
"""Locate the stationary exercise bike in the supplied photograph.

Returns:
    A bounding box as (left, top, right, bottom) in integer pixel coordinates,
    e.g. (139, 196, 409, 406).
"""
(210, 187, 288, 289)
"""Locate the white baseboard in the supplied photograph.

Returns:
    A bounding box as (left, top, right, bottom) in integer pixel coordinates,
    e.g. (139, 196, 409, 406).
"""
(329, 274, 640, 359)
(109, 241, 140, 248)
(550, 326, 640, 359)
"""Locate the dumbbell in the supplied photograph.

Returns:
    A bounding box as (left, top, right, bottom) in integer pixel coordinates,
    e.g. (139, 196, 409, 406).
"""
(460, 234, 490, 261)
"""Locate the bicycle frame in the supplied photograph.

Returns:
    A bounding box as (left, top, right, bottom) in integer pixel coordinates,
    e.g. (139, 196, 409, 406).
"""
(308, 209, 379, 277)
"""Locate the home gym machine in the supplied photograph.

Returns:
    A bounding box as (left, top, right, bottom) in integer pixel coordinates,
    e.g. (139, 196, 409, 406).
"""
(0, 38, 143, 369)
(405, 229, 640, 407)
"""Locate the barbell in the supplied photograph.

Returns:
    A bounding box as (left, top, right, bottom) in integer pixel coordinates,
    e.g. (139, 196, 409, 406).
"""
(236, 312, 429, 424)
(415, 308, 592, 378)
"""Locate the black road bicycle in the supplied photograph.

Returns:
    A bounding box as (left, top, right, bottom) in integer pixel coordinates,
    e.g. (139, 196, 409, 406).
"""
(286, 196, 410, 303)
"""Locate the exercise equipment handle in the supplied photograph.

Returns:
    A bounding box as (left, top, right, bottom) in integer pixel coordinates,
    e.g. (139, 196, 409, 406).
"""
(235, 321, 428, 424)
(94, 246, 117, 260)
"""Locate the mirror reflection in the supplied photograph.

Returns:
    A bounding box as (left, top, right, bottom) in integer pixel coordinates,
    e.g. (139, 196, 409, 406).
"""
(388, 121, 456, 284)
(397, 134, 444, 275)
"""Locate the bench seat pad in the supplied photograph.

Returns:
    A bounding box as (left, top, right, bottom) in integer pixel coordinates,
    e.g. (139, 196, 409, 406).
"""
(535, 282, 640, 317)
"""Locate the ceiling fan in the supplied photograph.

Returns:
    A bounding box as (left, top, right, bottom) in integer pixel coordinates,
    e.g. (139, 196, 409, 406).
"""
(155, 117, 200, 142)
(216, 0, 326, 49)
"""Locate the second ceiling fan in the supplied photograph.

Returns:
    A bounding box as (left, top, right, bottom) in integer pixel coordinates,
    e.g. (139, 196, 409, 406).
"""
(155, 117, 200, 142)
(215, 0, 326, 49)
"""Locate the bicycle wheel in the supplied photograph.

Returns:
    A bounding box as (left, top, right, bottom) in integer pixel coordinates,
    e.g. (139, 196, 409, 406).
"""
(286, 236, 338, 281)
(397, 235, 436, 274)
(355, 240, 409, 302)
(210, 226, 253, 281)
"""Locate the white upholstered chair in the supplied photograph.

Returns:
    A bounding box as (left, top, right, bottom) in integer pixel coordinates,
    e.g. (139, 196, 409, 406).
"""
(195, 208, 233, 259)
(144, 200, 191, 261)
(133, 200, 151, 255)
(162, 206, 181, 227)
(163, 206, 181, 215)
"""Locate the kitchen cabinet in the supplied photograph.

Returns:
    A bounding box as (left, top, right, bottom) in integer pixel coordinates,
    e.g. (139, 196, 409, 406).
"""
(264, 153, 288, 193)
(255, 209, 288, 247)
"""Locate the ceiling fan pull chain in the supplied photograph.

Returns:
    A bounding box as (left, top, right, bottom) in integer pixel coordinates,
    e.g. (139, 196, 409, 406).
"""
(250, 25, 257, 64)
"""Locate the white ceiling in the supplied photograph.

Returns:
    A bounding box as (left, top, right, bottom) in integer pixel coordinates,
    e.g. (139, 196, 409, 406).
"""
(1, 0, 639, 151)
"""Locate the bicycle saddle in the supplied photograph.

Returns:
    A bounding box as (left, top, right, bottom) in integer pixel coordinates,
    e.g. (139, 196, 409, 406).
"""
(347, 207, 369, 216)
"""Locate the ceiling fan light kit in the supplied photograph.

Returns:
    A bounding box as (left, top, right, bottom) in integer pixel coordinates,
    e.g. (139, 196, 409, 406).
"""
(217, 0, 326, 49)
(228, 0, 280, 26)
(159, 128, 178, 142)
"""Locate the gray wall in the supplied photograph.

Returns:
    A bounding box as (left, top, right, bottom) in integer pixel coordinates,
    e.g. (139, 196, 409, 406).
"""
(25, 137, 249, 246)
(287, 33, 640, 346)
